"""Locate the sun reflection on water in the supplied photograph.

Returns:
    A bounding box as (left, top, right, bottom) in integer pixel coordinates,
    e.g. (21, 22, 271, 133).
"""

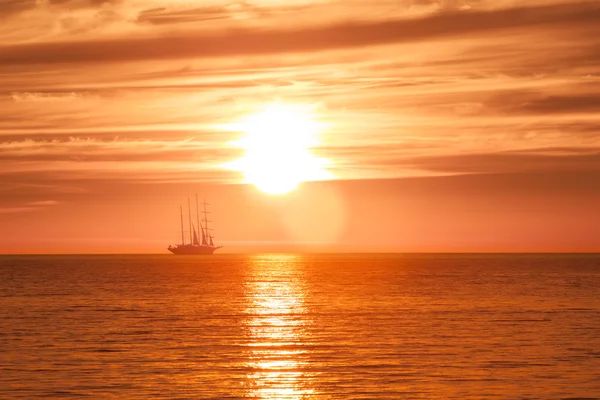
(244, 254, 315, 399)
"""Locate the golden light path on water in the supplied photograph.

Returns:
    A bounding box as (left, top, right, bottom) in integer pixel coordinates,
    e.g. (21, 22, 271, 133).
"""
(243, 254, 316, 399)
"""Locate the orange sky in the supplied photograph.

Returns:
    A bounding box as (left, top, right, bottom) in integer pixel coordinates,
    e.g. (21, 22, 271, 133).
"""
(1, 0, 599, 253)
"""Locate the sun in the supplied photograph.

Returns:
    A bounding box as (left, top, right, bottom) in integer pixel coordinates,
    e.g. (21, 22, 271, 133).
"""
(222, 103, 332, 195)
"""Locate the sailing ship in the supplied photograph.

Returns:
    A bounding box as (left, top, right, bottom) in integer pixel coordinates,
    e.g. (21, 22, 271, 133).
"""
(168, 195, 222, 255)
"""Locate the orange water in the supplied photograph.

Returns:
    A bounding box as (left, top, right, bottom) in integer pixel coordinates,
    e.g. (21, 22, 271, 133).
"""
(1, 254, 599, 398)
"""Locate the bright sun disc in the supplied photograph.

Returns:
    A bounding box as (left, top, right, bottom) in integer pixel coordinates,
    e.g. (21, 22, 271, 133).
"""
(222, 103, 331, 195)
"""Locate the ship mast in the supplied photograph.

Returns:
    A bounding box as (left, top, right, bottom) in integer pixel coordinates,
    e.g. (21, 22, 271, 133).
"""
(202, 199, 212, 246)
(195, 194, 201, 246)
(187, 197, 192, 245)
(180, 204, 184, 245)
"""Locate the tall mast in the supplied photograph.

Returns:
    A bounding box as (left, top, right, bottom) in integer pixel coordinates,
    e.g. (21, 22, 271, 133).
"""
(188, 197, 192, 245)
(195, 194, 201, 244)
(202, 199, 212, 246)
(180, 204, 184, 245)
(203, 199, 209, 235)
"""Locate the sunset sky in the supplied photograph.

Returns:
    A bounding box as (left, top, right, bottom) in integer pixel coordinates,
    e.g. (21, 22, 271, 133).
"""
(1, 0, 599, 253)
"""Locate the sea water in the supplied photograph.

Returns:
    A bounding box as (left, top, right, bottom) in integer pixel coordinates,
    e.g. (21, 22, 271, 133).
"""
(1, 253, 599, 399)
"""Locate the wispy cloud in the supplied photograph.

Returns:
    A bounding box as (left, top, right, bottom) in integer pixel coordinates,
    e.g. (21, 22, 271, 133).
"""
(407, 149, 600, 175)
(10, 92, 79, 102)
(0, 138, 239, 187)
(25, 200, 60, 206)
(0, 198, 59, 214)
(0, 0, 598, 197)
(1, 2, 598, 65)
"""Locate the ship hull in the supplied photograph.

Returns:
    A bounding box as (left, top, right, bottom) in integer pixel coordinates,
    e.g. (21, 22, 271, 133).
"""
(168, 244, 221, 255)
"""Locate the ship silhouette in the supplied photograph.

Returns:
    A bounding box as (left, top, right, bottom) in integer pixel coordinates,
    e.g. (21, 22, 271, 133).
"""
(168, 195, 222, 255)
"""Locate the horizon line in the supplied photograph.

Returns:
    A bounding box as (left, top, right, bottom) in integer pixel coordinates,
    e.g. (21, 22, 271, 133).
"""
(1, 251, 599, 256)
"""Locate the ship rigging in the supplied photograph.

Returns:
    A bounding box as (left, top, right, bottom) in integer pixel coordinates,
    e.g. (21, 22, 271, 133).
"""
(168, 195, 222, 255)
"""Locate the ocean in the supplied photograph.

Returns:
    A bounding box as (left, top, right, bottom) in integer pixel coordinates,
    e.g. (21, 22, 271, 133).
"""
(1, 253, 599, 399)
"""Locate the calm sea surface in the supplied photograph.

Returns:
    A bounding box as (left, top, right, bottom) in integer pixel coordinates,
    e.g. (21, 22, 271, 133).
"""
(1, 254, 599, 399)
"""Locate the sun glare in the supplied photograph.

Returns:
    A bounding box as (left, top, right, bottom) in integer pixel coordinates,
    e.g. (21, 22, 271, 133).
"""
(222, 103, 332, 195)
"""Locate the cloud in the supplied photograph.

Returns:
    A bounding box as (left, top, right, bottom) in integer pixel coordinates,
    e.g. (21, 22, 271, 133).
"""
(0, 138, 240, 186)
(1, 0, 598, 192)
(25, 200, 60, 206)
(0, 199, 59, 214)
(512, 94, 600, 115)
(0, 0, 35, 17)
(137, 6, 230, 24)
(481, 88, 600, 116)
(11, 92, 79, 102)
(0, 137, 229, 162)
(1, 2, 598, 65)
(408, 148, 600, 174)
